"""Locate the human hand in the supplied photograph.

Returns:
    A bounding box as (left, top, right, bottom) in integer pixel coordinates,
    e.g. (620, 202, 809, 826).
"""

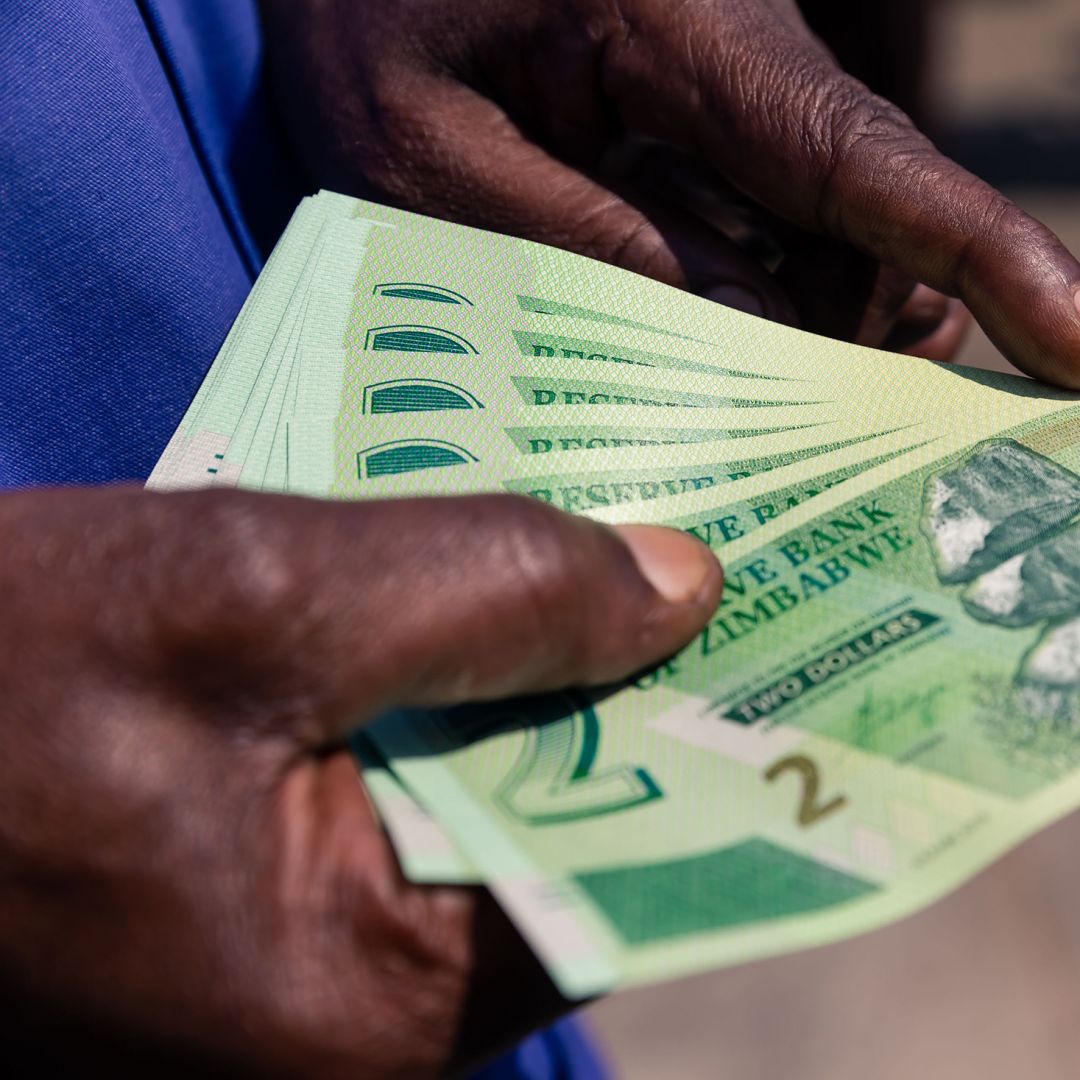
(261, 0, 1080, 381)
(0, 487, 721, 1077)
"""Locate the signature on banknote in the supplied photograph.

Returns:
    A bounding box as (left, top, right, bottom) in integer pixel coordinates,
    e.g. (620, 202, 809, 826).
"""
(850, 685, 945, 750)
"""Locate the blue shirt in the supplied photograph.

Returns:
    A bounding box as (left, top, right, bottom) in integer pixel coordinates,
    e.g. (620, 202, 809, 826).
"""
(0, 2, 606, 1076)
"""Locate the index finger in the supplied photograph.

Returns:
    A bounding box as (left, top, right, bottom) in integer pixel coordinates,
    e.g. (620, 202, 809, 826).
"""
(607, 0, 1080, 385)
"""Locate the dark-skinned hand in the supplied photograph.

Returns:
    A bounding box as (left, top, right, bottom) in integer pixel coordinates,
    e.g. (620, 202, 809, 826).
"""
(0, 487, 721, 1077)
(261, 0, 1080, 380)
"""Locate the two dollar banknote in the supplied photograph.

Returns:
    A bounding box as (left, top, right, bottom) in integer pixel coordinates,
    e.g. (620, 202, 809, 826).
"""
(151, 191, 1080, 997)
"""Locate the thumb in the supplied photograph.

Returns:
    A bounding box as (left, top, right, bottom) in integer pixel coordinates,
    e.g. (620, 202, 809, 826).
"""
(150, 491, 722, 746)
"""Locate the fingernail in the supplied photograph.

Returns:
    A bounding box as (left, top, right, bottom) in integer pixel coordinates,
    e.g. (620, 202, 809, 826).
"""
(615, 524, 720, 604)
(704, 282, 765, 318)
(1073, 287, 1080, 319)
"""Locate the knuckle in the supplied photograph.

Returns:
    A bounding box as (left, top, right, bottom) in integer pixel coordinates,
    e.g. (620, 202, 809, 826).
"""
(138, 490, 337, 720)
(966, 194, 1016, 252)
(497, 496, 586, 603)
(76, 490, 314, 714)
(341, 73, 441, 202)
(866, 266, 918, 325)
(609, 217, 682, 284)
(953, 194, 1045, 292)
(148, 491, 302, 651)
(565, 198, 682, 285)
(811, 78, 928, 234)
(190, 492, 300, 619)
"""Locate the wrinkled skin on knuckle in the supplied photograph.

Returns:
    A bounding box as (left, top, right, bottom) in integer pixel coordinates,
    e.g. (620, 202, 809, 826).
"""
(815, 96, 1043, 302)
(264, 0, 531, 211)
(348, 75, 462, 206)
(130, 493, 306, 704)
(178, 493, 302, 617)
(815, 87, 927, 233)
(601, 0, 813, 147)
(597, 0, 701, 141)
(953, 196, 1065, 296)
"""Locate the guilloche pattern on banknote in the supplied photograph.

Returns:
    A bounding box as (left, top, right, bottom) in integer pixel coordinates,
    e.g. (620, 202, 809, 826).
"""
(371, 406, 1080, 997)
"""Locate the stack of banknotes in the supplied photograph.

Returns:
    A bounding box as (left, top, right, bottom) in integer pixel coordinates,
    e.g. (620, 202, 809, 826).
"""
(151, 191, 1080, 998)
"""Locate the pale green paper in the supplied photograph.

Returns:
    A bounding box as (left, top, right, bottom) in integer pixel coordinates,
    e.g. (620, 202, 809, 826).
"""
(285, 401, 854, 499)
(149, 202, 373, 490)
(354, 427, 932, 885)
(316, 191, 1071, 416)
(372, 400, 1080, 997)
(337, 424, 921, 511)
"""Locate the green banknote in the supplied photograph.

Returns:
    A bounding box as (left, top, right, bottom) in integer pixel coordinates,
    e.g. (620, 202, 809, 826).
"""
(370, 399, 1080, 997)
(316, 190, 1072, 417)
(354, 427, 932, 885)
(341, 422, 920, 511)
(154, 193, 1064, 496)
(151, 213, 376, 491)
(285, 400, 845, 498)
(154, 205, 860, 493)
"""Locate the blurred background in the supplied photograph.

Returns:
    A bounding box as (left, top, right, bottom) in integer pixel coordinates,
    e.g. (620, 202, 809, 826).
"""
(935, 0, 1080, 375)
(588, 1, 1080, 1076)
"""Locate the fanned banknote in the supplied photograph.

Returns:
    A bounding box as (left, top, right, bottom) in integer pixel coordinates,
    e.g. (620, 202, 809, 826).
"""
(372, 403, 1080, 996)
(151, 191, 1071, 492)
(150, 191, 1080, 998)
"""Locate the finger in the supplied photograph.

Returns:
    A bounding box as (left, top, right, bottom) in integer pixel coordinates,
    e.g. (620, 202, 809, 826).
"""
(887, 293, 972, 362)
(778, 233, 968, 362)
(888, 283, 949, 348)
(606, 1, 1080, 384)
(140, 491, 722, 745)
(857, 266, 924, 348)
(639, 158, 920, 350)
(326, 76, 798, 324)
(775, 234, 881, 342)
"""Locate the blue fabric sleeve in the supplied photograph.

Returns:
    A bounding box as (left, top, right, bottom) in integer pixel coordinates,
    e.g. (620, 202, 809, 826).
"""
(470, 1017, 611, 1080)
(0, 1, 253, 485)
